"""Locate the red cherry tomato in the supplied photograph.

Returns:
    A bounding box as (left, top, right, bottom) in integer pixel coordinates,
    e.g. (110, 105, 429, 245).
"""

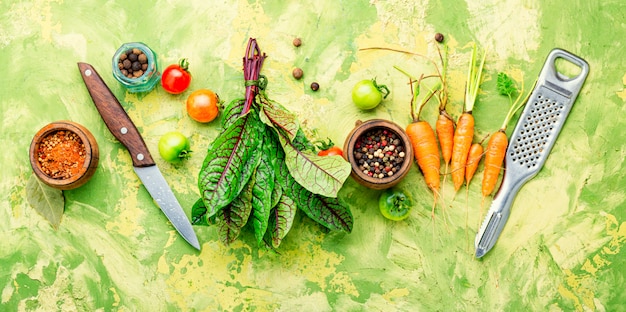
(318, 146, 343, 156)
(316, 139, 343, 156)
(161, 58, 192, 94)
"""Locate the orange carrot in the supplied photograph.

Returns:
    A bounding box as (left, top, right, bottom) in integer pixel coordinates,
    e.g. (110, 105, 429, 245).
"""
(450, 113, 474, 190)
(401, 76, 442, 223)
(481, 130, 507, 196)
(407, 121, 440, 192)
(481, 72, 532, 197)
(465, 141, 484, 185)
(434, 44, 455, 168)
(450, 43, 486, 192)
(394, 67, 442, 207)
(436, 111, 455, 166)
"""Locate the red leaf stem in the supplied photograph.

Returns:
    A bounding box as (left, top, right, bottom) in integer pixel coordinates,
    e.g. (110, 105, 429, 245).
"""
(243, 38, 267, 114)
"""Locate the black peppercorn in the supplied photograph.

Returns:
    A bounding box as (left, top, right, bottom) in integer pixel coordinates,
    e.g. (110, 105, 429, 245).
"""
(310, 82, 320, 91)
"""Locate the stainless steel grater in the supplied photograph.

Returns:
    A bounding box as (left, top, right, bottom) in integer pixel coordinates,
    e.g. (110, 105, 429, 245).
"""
(474, 48, 589, 258)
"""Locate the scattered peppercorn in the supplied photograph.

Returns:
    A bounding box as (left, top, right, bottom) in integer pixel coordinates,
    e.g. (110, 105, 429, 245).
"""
(293, 37, 302, 47)
(353, 128, 406, 179)
(118, 48, 148, 79)
(310, 82, 320, 91)
(292, 68, 303, 80)
(435, 33, 444, 43)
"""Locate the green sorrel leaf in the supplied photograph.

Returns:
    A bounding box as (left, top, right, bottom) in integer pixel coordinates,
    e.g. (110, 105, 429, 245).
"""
(198, 109, 264, 217)
(26, 174, 65, 229)
(258, 93, 299, 142)
(291, 128, 317, 153)
(275, 128, 351, 198)
(275, 156, 353, 232)
(221, 98, 246, 129)
(249, 130, 279, 244)
(267, 194, 297, 248)
(215, 175, 255, 245)
(191, 198, 209, 226)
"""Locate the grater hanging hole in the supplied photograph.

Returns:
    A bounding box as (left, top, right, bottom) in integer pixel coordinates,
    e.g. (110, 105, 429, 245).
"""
(554, 56, 583, 78)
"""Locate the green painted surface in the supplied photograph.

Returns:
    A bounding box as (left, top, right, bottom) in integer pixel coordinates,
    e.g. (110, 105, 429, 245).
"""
(2, 0, 625, 311)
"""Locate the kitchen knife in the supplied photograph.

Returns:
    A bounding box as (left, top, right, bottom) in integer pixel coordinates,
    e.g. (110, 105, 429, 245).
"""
(77, 62, 200, 250)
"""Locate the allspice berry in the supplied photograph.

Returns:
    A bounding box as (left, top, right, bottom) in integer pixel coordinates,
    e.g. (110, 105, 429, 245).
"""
(435, 33, 444, 43)
(292, 68, 303, 80)
(118, 48, 148, 79)
(293, 37, 302, 47)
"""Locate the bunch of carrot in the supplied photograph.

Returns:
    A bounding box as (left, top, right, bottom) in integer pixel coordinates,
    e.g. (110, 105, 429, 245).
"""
(392, 42, 487, 215)
(388, 40, 534, 227)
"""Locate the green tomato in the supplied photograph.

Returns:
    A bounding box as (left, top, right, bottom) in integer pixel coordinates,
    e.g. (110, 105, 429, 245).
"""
(158, 131, 191, 162)
(351, 79, 390, 110)
(378, 188, 413, 221)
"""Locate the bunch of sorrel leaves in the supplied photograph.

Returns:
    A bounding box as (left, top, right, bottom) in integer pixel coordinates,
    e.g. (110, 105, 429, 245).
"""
(192, 38, 353, 248)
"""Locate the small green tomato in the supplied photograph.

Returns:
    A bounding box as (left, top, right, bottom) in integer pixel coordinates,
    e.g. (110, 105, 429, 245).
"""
(158, 131, 191, 163)
(378, 188, 413, 221)
(351, 78, 390, 110)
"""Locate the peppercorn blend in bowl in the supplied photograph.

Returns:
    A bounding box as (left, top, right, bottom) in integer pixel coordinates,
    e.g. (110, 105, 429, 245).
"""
(343, 119, 413, 190)
(112, 42, 161, 93)
(29, 121, 99, 190)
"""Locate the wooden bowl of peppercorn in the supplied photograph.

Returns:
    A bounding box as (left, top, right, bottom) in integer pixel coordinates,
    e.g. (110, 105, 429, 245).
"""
(343, 119, 413, 190)
(29, 121, 99, 190)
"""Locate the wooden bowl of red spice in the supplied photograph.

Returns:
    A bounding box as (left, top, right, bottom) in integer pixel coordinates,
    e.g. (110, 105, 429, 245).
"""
(343, 119, 413, 190)
(29, 121, 99, 190)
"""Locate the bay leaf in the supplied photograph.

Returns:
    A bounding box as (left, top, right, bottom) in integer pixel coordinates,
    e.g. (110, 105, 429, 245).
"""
(26, 174, 65, 229)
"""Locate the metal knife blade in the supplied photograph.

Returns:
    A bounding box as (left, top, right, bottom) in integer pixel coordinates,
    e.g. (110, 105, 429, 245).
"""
(77, 62, 200, 250)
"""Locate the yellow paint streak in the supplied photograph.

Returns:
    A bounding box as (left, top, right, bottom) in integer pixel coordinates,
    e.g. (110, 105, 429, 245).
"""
(160, 241, 261, 311)
(29, 0, 63, 42)
(104, 152, 145, 238)
(327, 272, 359, 298)
(160, 235, 355, 310)
(382, 287, 410, 303)
(110, 287, 121, 307)
(558, 212, 626, 311)
(558, 282, 582, 311)
(616, 74, 626, 100)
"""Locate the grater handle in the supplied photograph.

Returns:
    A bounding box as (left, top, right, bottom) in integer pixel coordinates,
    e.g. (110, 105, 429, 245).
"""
(540, 48, 590, 98)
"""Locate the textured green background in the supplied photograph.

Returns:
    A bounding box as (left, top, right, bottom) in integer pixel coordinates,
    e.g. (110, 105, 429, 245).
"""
(2, 0, 625, 311)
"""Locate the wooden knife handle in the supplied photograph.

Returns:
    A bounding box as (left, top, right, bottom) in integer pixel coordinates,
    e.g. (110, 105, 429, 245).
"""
(78, 62, 155, 167)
